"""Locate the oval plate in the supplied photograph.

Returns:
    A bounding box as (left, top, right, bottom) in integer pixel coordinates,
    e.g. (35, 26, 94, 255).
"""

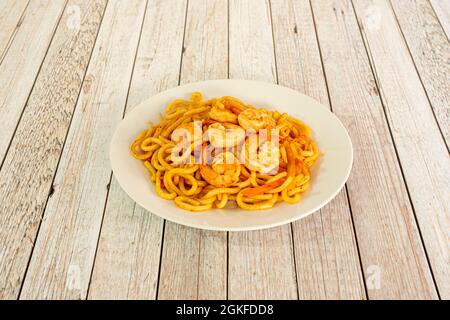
(110, 80, 352, 231)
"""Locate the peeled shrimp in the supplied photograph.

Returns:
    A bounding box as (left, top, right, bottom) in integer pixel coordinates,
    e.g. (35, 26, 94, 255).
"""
(238, 108, 275, 130)
(205, 123, 245, 148)
(200, 152, 241, 187)
(209, 102, 238, 124)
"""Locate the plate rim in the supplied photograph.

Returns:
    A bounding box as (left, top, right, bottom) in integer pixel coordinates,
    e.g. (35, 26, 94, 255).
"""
(110, 79, 353, 231)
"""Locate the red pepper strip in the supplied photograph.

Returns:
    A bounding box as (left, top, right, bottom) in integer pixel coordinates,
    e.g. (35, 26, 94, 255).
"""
(295, 159, 303, 175)
(283, 141, 297, 189)
(203, 119, 217, 126)
(284, 141, 296, 178)
(241, 179, 285, 197)
(229, 106, 242, 115)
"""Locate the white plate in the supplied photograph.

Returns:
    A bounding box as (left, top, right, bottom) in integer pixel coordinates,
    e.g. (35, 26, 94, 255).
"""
(110, 80, 352, 231)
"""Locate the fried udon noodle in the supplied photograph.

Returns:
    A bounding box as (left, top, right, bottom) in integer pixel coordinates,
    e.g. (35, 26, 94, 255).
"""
(131, 93, 319, 211)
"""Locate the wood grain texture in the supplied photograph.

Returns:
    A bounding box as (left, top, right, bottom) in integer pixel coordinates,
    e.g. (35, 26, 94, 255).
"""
(353, 0, 450, 298)
(89, 0, 187, 300)
(0, 0, 446, 300)
(0, 0, 66, 165)
(88, 178, 164, 299)
(430, 0, 450, 37)
(270, 0, 366, 300)
(0, 0, 106, 300)
(158, 0, 228, 300)
(159, 225, 227, 299)
(389, 0, 450, 148)
(310, 0, 437, 299)
(228, 0, 298, 300)
(19, 0, 147, 299)
(0, 0, 29, 61)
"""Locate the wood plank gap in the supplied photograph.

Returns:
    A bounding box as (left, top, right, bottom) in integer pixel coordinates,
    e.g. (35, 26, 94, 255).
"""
(226, 231, 229, 300)
(154, 221, 167, 299)
(268, 0, 280, 84)
(344, 185, 369, 299)
(289, 223, 300, 299)
(0, 0, 69, 171)
(177, 0, 190, 86)
(429, 0, 450, 39)
(0, 0, 31, 64)
(155, 0, 189, 301)
(227, 0, 230, 79)
(268, 0, 299, 299)
(226, 0, 230, 301)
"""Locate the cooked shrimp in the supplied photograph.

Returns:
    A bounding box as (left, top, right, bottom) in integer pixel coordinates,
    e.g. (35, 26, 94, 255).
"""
(209, 102, 238, 124)
(238, 108, 275, 130)
(245, 139, 280, 174)
(206, 123, 245, 148)
(200, 152, 240, 187)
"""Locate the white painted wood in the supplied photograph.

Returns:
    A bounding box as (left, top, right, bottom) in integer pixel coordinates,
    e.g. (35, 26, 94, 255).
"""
(179, 0, 229, 85)
(353, 0, 450, 298)
(430, 0, 450, 37)
(158, 224, 201, 299)
(158, 0, 228, 300)
(159, 223, 228, 299)
(389, 0, 450, 148)
(0, 0, 446, 300)
(88, 178, 165, 299)
(0, 0, 66, 165)
(197, 231, 227, 299)
(270, 0, 366, 299)
(89, 0, 187, 300)
(310, 0, 437, 299)
(229, 228, 297, 299)
(0, 0, 107, 299)
(228, 0, 298, 299)
(293, 193, 366, 299)
(0, 0, 29, 61)
(19, 0, 147, 299)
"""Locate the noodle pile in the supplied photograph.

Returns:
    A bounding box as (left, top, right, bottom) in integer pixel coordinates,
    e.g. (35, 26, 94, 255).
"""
(131, 92, 319, 211)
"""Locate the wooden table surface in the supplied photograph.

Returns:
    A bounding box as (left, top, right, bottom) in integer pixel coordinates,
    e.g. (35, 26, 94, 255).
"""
(0, 0, 448, 300)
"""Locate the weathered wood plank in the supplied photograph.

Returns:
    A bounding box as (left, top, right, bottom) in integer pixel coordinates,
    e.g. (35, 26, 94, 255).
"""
(0, 0, 107, 299)
(430, 0, 450, 37)
(270, 0, 366, 299)
(353, 0, 450, 299)
(292, 194, 366, 299)
(390, 0, 450, 148)
(310, 0, 437, 299)
(228, 0, 298, 300)
(88, 0, 187, 300)
(179, 0, 229, 85)
(88, 178, 165, 299)
(0, 0, 67, 165)
(158, 224, 200, 300)
(158, 0, 228, 300)
(19, 0, 147, 299)
(0, 0, 29, 61)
